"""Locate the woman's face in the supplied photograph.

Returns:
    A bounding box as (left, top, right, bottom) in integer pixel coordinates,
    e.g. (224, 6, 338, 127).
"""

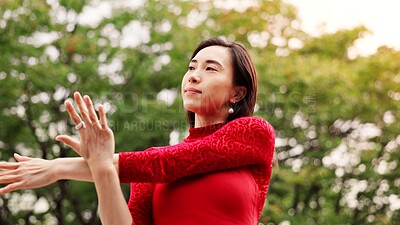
(181, 45, 236, 118)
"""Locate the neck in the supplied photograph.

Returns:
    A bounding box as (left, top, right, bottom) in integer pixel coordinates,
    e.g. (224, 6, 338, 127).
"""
(194, 113, 228, 128)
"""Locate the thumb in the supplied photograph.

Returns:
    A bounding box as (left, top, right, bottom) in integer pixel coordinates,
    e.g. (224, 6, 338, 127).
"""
(14, 153, 31, 162)
(55, 135, 81, 155)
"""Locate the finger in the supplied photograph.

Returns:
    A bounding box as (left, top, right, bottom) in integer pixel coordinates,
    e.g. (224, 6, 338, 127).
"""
(0, 172, 19, 184)
(83, 95, 100, 127)
(65, 101, 82, 125)
(0, 162, 19, 170)
(98, 105, 108, 129)
(14, 153, 31, 162)
(0, 181, 24, 195)
(74, 92, 92, 124)
(55, 135, 81, 155)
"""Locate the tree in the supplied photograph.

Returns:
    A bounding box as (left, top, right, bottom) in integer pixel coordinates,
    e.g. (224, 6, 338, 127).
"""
(1, 0, 399, 224)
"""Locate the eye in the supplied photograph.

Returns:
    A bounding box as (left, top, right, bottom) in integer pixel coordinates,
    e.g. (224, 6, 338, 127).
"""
(188, 66, 195, 71)
(206, 67, 217, 71)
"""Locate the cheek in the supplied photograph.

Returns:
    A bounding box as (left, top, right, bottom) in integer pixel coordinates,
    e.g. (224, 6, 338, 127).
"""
(209, 81, 234, 98)
(214, 92, 231, 103)
(181, 74, 188, 94)
(203, 87, 231, 105)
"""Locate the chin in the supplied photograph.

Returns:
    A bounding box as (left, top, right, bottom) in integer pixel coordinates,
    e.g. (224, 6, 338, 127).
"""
(183, 103, 197, 113)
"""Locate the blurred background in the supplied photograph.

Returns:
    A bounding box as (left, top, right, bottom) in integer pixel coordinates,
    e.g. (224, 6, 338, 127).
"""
(0, 0, 399, 224)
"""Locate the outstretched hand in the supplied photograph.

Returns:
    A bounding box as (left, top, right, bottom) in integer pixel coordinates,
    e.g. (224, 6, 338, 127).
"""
(56, 92, 115, 171)
(0, 154, 58, 194)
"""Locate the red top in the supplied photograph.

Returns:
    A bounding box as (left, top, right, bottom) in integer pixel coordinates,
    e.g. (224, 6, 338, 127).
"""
(118, 116, 275, 225)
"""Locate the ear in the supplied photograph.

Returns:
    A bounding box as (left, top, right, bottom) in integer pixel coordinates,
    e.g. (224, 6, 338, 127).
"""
(230, 86, 247, 103)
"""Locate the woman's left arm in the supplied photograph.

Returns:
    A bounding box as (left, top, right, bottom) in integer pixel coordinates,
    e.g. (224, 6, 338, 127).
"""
(119, 116, 275, 184)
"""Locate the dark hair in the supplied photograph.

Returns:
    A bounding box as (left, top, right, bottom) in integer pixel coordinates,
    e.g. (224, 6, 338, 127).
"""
(186, 37, 258, 128)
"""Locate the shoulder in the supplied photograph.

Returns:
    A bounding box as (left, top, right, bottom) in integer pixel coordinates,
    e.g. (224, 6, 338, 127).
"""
(228, 116, 272, 126)
(226, 116, 274, 130)
(222, 116, 275, 138)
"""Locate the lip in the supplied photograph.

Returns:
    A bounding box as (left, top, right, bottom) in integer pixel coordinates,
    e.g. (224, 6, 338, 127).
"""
(184, 87, 202, 94)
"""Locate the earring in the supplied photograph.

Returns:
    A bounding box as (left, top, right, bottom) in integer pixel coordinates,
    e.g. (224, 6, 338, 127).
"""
(228, 101, 235, 114)
(228, 107, 234, 114)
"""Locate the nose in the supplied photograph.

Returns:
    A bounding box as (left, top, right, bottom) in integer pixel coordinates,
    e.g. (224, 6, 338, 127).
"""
(188, 72, 200, 83)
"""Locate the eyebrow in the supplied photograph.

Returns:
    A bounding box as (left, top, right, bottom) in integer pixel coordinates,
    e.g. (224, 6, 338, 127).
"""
(190, 59, 223, 68)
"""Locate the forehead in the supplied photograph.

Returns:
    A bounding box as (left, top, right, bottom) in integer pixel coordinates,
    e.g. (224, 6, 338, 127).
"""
(192, 46, 231, 65)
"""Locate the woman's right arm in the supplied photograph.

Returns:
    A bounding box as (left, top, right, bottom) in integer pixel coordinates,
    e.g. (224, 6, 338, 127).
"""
(0, 153, 119, 194)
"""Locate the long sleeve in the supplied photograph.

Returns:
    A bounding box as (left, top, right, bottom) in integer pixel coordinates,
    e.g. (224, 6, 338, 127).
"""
(119, 116, 275, 184)
(127, 182, 154, 225)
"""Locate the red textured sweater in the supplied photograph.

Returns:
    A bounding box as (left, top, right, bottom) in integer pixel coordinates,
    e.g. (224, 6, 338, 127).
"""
(118, 116, 275, 225)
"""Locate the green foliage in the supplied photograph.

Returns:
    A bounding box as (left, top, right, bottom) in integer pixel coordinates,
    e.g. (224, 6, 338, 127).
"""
(1, 0, 399, 224)
(300, 26, 370, 59)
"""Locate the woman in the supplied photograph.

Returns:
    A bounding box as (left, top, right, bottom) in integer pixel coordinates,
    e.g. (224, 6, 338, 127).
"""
(0, 37, 275, 225)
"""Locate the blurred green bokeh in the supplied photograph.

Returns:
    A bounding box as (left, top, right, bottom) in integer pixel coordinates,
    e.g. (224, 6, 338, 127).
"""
(0, 0, 399, 224)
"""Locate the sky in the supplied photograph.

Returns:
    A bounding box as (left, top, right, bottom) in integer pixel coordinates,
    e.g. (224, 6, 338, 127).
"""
(284, 0, 400, 56)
